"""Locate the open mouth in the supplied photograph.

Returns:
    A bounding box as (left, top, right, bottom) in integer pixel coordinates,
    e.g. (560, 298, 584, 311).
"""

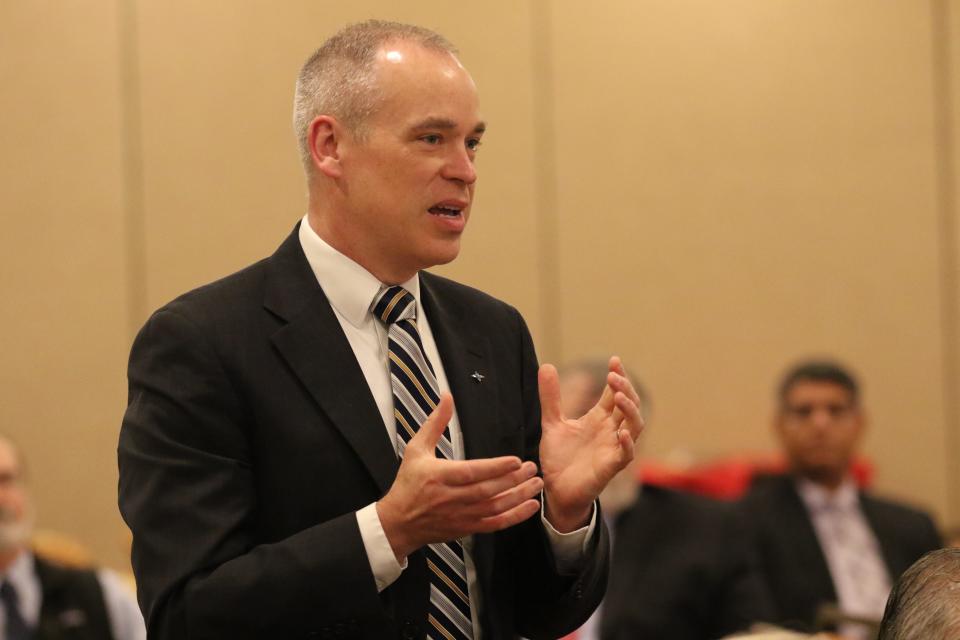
(428, 204, 463, 217)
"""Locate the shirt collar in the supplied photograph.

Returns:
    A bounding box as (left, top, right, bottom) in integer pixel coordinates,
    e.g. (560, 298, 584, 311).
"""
(796, 476, 859, 513)
(298, 214, 421, 327)
(1, 549, 34, 585)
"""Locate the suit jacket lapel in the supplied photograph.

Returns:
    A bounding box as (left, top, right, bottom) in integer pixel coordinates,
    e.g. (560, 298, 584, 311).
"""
(858, 493, 899, 577)
(420, 273, 500, 462)
(779, 478, 838, 601)
(263, 225, 398, 495)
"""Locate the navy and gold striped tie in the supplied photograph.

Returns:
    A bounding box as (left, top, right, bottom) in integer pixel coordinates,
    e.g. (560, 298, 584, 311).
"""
(372, 286, 474, 640)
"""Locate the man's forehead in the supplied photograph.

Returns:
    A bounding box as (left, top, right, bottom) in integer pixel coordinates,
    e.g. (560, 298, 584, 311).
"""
(376, 40, 464, 70)
(372, 40, 476, 93)
(785, 381, 856, 406)
(0, 440, 20, 473)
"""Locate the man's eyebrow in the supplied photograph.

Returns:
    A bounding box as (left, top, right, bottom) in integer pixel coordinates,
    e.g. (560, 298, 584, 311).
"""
(410, 118, 487, 134)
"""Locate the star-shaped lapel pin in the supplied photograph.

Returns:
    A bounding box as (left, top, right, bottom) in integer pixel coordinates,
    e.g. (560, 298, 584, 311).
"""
(470, 371, 485, 383)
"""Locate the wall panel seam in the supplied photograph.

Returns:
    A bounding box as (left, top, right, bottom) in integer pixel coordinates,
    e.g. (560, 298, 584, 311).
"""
(931, 0, 960, 522)
(118, 0, 147, 337)
(529, 0, 561, 362)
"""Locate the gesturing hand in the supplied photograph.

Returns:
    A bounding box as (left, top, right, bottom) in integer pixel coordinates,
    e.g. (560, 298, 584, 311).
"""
(377, 393, 543, 561)
(538, 356, 645, 532)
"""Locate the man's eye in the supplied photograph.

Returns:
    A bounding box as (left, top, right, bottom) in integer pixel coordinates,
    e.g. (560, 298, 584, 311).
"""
(467, 138, 482, 151)
(827, 404, 851, 417)
(789, 406, 814, 419)
(421, 134, 442, 145)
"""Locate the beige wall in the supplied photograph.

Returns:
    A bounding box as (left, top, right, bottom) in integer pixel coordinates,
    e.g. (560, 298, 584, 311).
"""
(1, 2, 131, 568)
(1, 1, 958, 571)
(943, 0, 960, 523)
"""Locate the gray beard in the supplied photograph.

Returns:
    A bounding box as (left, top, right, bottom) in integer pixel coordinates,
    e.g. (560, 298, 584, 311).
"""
(0, 508, 33, 553)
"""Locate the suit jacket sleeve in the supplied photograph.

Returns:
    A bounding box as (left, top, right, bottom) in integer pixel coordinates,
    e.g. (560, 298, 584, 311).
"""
(119, 306, 383, 639)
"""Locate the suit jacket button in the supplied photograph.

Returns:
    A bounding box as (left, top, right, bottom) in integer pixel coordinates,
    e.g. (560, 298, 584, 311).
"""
(401, 620, 419, 639)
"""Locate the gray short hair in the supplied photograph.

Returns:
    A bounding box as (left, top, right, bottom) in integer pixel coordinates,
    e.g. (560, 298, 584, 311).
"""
(878, 548, 960, 639)
(292, 19, 457, 173)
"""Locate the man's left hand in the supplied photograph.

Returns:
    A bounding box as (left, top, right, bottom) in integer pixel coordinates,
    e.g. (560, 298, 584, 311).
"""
(538, 356, 644, 532)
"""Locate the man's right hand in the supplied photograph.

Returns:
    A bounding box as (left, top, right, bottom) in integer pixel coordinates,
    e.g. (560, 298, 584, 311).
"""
(376, 393, 542, 561)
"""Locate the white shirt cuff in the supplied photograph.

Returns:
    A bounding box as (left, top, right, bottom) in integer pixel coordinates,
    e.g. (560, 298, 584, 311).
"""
(357, 502, 407, 592)
(540, 495, 597, 574)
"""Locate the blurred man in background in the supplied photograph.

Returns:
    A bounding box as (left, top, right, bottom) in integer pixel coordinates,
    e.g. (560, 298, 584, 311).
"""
(561, 359, 771, 640)
(0, 435, 144, 640)
(740, 360, 941, 638)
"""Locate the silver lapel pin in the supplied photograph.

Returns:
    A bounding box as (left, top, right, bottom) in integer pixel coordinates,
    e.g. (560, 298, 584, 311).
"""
(470, 371, 485, 383)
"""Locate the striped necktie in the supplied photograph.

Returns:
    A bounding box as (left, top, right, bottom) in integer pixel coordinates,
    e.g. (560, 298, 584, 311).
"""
(372, 286, 474, 640)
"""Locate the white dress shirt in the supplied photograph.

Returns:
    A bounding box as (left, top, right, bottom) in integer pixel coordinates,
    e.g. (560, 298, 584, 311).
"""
(298, 215, 595, 637)
(0, 551, 146, 640)
(796, 477, 891, 639)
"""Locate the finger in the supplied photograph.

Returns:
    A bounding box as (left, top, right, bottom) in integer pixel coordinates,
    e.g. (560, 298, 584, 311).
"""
(607, 367, 641, 408)
(449, 460, 538, 502)
(611, 406, 624, 426)
(439, 455, 525, 486)
(615, 427, 635, 466)
(596, 382, 616, 413)
(609, 355, 624, 377)
(463, 475, 544, 518)
(408, 392, 454, 455)
(614, 391, 645, 439)
(475, 498, 541, 533)
(538, 364, 563, 423)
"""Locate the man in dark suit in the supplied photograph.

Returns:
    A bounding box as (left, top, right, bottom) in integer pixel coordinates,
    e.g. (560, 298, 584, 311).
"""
(740, 360, 941, 638)
(0, 436, 145, 640)
(118, 20, 643, 640)
(558, 360, 771, 640)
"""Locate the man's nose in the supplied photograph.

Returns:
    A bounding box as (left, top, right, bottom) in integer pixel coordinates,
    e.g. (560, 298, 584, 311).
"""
(810, 407, 834, 428)
(442, 146, 477, 184)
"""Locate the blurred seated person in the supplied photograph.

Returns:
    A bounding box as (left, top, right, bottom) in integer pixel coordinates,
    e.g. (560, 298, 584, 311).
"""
(0, 435, 145, 640)
(739, 360, 941, 639)
(561, 359, 772, 640)
(877, 548, 960, 639)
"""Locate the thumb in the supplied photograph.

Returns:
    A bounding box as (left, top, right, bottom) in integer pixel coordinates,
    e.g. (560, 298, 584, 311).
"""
(538, 364, 563, 424)
(409, 393, 454, 455)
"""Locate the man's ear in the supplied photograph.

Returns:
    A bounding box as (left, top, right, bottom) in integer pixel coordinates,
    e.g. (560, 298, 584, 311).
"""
(308, 115, 344, 178)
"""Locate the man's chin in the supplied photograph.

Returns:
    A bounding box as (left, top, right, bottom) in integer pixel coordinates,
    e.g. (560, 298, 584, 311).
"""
(0, 522, 32, 554)
(420, 243, 462, 269)
(798, 462, 847, 484)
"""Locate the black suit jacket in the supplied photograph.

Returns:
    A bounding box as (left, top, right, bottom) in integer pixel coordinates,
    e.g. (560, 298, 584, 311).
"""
(600, 486, 772, 640)
(34, 556, 114, 640)
(118, 225, 607, 640)
(739, 474, 942, 632)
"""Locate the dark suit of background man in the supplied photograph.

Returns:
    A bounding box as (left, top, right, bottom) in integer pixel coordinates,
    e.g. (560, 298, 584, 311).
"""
(118, 20, 645, 640)
(0, 436, 145, 640)
(740, 360, 941, 639)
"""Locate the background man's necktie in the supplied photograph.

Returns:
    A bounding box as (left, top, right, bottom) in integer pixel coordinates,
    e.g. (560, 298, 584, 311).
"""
(1, 581, 31, 640)
(372, 286, 474, 640)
